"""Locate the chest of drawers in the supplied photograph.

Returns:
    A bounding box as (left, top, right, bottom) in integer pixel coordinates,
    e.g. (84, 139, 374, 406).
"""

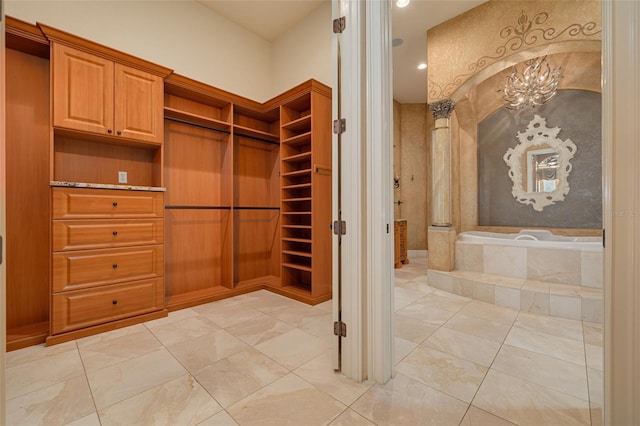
(48, 187, 167, 344)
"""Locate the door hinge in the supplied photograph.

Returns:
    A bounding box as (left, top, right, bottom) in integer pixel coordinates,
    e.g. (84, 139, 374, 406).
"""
(332, 220, 347, 236)
(333, 118, 346, 135)
(333, 16, 346, 33)
(333, 321, 347, 337)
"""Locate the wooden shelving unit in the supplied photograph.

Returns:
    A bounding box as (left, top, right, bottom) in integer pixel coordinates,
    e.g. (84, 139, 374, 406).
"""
(163, 84, 234, 310)
(162, 78, 331, 308)
(278, 89, 332, 304)
(232, 106, 281, 290)
(5, 20, 51, 349)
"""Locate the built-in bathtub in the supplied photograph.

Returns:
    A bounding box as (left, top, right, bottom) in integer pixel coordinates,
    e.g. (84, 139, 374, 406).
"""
(426, 229, 604, 322)
(457, 230, 602, 251)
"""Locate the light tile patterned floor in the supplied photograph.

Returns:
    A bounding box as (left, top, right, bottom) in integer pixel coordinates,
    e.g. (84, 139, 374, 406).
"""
(5, 257, 603, 425)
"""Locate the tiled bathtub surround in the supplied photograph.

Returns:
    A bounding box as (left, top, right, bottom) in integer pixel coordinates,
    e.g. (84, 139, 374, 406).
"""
(6, 257, 602, 425)
(429, 269, 603, 323)
(456, 241, 603, 288)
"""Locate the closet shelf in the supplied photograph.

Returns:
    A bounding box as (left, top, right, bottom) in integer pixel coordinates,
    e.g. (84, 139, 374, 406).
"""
(283, 262, 312, 272)
(282, 211, 311, 215)
(282, 152, 311, 163)
(283, 250, 312, 258)
(164, 107, 231, 133)
(282, 132, 312, 146)
(283, 237, 312, 244)
(282, 225, 312, 229)
(282, 183, 312, 190)
(233, 124, 279, 143)
(282, 115, 311, 133)
(281, 169, 312, 177)
(282, 197, 312, 202)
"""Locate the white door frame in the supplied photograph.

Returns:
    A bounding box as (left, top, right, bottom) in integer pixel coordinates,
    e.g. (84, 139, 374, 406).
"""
(602, 1, 640, 423)
(332, 0, 394, 383)
(335, 1, 640, 423)
(1, 0, 8, 420)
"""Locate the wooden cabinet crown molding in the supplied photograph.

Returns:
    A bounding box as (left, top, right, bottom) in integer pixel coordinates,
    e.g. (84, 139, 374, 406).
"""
(5, 16, 50, 58)
(263, 79, 332, 111)
(38, 22, 173, 78)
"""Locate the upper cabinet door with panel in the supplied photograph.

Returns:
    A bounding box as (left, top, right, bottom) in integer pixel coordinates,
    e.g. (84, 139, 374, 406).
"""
(52, 43, 163, 145)
(53, 43, 114, 135)
(114, 63, 163, 144)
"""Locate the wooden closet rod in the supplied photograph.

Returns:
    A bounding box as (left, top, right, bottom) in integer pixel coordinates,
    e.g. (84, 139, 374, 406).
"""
(165, 205, 231, 210)
(164, 116, 231, 135)
(234, 206, 281, 210)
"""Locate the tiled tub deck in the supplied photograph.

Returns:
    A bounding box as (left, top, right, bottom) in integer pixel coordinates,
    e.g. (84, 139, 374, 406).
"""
(427, 240, 603, 323)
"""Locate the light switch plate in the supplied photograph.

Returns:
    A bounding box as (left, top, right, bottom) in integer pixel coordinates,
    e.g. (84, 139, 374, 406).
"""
(118, 171, 128, 184)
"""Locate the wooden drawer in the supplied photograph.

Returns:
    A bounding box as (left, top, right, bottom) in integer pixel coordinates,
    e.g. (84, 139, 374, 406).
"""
(53, 219, 164, 251)
(53, 187, 164, 219)
(51, 278, 164, 334)
(53, 245, 163, 292)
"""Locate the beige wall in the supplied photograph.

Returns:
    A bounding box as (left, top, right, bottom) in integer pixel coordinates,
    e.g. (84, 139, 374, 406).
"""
(5, 1, 332, 102)
(393, 102, 429, 250)
(271, 2, 332, 96)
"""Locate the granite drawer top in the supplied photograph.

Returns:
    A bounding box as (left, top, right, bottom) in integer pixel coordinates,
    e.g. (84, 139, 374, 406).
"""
(51, 181, 166, 192)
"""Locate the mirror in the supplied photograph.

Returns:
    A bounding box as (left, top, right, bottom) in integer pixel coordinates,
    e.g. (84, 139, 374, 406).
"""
(503, 115, 577, 211)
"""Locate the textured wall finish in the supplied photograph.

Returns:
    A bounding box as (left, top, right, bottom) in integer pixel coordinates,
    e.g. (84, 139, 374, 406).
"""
(427, 0, 602, 104)
(399, 104, 429, 250)
(477, 90, 602, 228)
(393, 101, 402, 221)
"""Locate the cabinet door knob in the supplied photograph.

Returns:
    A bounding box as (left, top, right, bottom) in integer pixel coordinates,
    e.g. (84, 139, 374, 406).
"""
(107, 129, 113, 134)
(112, 231, 118, 236)
(117, 130, 122, 136)
(112, 264, 118, 270)
(112, 300, 118, 305)
(112, 202, 118, 207)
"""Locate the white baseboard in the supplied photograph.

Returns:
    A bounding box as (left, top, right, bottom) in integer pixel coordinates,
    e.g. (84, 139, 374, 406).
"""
(408, 250, 428, 258)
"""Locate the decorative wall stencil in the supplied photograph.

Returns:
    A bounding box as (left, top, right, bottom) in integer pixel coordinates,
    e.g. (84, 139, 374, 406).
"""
(428, 9, 601, 102)
(503, 114, 577, 211)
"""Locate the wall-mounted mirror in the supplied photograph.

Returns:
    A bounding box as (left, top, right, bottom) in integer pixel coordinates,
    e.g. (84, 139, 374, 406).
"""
(504, 115, 577, 211)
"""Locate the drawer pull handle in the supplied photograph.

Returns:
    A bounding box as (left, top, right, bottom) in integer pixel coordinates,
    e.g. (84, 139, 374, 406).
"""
(112, 264, 118, 270)
(112, 231, 118, 236)
(107, 129, 112, 134)
(112, 300, 118, 305)
(112, 202, 118, 208)
(117, 130, 122, 136)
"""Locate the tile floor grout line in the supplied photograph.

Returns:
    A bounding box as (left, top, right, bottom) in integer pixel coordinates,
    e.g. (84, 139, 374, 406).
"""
(73, 340, 103, 424)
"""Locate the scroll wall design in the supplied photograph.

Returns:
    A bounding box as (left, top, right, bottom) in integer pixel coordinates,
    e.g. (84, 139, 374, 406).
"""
(428, 10, 601, 101)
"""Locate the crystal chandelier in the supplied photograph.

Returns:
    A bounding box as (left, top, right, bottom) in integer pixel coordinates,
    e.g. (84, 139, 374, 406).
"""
(503, 56, 562, 110)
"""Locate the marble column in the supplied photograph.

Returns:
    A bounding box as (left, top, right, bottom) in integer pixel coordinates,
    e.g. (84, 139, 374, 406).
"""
(427, 99, 456, 271)
(429, 99, 454, 226)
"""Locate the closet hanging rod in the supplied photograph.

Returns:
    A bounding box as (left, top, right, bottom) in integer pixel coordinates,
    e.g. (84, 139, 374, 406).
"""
(164, 116, 231, 134)
(165, 205, 231, 210)
(234, 132, 281, 146)
(234, 206, 281, 210)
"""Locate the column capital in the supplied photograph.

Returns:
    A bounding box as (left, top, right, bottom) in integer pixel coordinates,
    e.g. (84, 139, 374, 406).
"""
(429, 99, 455, 119)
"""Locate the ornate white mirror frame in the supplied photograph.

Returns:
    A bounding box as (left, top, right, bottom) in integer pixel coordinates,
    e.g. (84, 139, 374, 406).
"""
(503, 114, 577, 211)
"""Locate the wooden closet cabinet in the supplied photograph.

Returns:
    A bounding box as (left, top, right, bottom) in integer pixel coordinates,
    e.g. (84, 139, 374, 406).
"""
(48, 187, 166, 343)
(52, 43, 164, 145)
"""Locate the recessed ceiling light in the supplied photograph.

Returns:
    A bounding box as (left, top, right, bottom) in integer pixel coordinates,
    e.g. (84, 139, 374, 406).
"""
(417, 63, 427, 70)
(392, 38, 404, 47)
(396, 0, 410, 8)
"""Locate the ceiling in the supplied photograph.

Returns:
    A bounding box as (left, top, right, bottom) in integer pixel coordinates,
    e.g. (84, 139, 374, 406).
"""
(197, 0, 486, 104)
